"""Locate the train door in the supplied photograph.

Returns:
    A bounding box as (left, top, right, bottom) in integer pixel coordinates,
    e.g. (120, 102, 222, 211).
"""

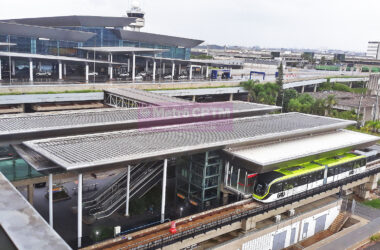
(246, 173, 258, 194)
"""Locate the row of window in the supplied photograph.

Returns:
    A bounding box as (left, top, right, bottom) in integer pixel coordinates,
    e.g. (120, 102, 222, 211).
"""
(269, 158, 366, 194)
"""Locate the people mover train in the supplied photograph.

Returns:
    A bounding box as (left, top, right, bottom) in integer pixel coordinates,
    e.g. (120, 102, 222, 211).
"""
(251, 151, 377, 203)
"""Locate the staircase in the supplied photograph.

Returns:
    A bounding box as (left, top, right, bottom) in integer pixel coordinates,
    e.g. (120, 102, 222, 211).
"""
(328, 212, 350, 233)
(83, 161, 164, 220)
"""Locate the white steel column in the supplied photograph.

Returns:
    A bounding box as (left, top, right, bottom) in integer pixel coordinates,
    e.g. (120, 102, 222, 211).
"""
(162, 63, 166, 75)
(77, 173, 83, 248)
(189, 65, 193, 80)
(178, 64, 181, 75)
(58, 61, 62, 80)
(145, 60, 149, 72)
(29, 59, 33, 82)
(171, 63, 175, 79)
(161, 159, 168, 223)
(85, 63, 89, 82)
(206, 66, 209, 79)
(128, 58, 130, 73)
(224, 161, 230, 186)
(48, 173, 53, 228)
(0, 59, 2, 80)
(125, 165, 131, 216)
(236, 168, 240, 190)
(132, 53, 136, 81)
(153, 60, 156, 81)
(11, 60, 15, 76)
(109, 53, 113, 80)
(63, 63, 67, 76)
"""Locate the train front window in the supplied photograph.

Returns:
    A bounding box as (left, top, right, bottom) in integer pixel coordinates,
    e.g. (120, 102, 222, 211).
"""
(253, 171, 284, 197)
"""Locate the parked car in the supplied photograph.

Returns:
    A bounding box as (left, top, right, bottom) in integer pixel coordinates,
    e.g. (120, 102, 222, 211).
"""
(134, 75, 143, 80)
(36, 71, 52, 77)
(178, 75, 188, 80)
(88, 72, 99, 76)
(119, 73, 130, 77)
(163, 75, 173, 80)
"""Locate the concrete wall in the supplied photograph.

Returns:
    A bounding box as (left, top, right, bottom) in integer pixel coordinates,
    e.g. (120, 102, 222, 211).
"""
(213, 201, 341, 250)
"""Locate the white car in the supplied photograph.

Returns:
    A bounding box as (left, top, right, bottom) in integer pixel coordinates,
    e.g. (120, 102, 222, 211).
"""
(178, 75, 188, 80)
(163, 75, 173, 80)
(134, 75, 143, 80)
(88, 72, 98, 76)
(36, 72, 52, 77)
(119, 73, 130, 77)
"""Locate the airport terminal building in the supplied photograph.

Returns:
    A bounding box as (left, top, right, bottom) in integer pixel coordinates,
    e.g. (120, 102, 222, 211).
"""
(0, 14, 204, 82)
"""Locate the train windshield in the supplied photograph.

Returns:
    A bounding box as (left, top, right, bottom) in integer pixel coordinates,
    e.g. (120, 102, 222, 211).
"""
(253, 171, 284, 197)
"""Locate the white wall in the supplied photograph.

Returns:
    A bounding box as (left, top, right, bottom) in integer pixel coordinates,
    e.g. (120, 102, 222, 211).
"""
(241, 205, 340, 250)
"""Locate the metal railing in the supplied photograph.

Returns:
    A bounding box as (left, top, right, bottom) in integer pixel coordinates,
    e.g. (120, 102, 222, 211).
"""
(123, 163, 380, 250)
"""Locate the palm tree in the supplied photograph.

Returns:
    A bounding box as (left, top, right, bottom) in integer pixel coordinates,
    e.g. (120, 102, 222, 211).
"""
(325, 95, 337, 116)
(242, 80, 259, 102)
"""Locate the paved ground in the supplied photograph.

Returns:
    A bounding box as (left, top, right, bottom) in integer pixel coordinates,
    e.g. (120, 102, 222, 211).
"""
(319, 204, 380, 250)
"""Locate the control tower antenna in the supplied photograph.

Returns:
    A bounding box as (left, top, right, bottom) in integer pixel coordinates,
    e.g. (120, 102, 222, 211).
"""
(126, 0, 145, 31)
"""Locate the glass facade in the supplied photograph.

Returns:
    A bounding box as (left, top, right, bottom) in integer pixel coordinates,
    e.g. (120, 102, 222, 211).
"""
(0, 26, 192, 60)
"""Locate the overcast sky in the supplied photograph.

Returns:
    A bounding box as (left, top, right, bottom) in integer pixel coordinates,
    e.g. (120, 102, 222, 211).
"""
(1, 0, 380, 52)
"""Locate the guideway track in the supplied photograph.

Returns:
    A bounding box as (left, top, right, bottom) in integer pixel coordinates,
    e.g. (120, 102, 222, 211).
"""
(89, 162, 380, 250)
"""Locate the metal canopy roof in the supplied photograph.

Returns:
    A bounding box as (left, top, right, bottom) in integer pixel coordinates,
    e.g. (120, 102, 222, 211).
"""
(0, 173, 70, 250)
(2, 16, 136, 28)
(113, 29, 204, 48)
(0, 21, 96, 42)
(0, 101, 279, 142)
(105, 88, 191, 106)
(23, 113, 354, 171)
(0, 42, 16, 46)
(77, 47, 167, 54)
(224, 130, 379, 173)
(0, 51, 127, 65)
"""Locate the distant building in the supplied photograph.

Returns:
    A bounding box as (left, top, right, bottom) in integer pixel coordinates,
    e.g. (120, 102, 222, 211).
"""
(366, 41, 380, 59)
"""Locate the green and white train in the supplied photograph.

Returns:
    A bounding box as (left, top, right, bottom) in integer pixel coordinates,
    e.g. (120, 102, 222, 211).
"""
(252, 152, 368, 203)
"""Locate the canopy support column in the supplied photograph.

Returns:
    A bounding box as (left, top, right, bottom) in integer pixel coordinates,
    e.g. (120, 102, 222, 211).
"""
(77, 173, 83, 248)
(161, 159, 168, 223)
(125, 165, 131, 217)
(48, 173, 53, 228)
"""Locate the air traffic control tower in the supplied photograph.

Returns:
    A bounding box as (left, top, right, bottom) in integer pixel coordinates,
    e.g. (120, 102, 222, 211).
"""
(126, 0, 145, 31)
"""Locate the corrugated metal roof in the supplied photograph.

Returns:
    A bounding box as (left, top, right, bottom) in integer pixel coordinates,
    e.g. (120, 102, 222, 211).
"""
(0, 101, 279, 141)
(23, 113, 354, 171)
(113, 29, 204, 48)
(0, 21, 95, 42)
(2, 16, 136, 28)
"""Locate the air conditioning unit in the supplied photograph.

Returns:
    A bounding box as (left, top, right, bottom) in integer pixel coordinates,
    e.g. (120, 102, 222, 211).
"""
(274, 215, 281, 223)
(288, 209, 296, 217)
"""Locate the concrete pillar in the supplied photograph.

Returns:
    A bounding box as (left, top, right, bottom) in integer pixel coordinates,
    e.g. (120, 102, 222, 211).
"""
(171, 63, 175, 79)
(145, 60, 149, 72)
(85, 63, 89, 82)
(48, 174, 53, 228)
(77, 173, 83, 248)
(11, 60, 15, 76)
(229, 93, 234, 101)
(38, 62, 42, 71)
(153, 60, 156, 81)
(206, 66, 209, 79)
(242, 217, 256, 232)
(314, 84, 318, 93)
(163, 63, 166, 75)
(27, 184, 34, 205)
(0, 59, 2, 80)
(161, 159, 168, 223)
(63, 63, 67, 76)
(192, 95, 196, 102)
(189, 65, 193, 80)
(201, 66, 204, 76)
(301, 85, 305, 93)
(222, 192, 229, 205)
(354, 184, 370, 200)
(125, 165, 131, 217)
(132, 53, 136, 81)
(365, 173, 380, 191)
(29, 59, 33, 82)
(58, 61, 62, 80)
(178, 64, 181, 75)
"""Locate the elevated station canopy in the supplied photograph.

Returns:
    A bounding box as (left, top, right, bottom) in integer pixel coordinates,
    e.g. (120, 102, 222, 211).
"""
(21, 113, 354, 172)
(104, 88, 192, 106)
(77, 47, 167, 54)
(0, 101, 279, 143)
(224, 130, 380, 173)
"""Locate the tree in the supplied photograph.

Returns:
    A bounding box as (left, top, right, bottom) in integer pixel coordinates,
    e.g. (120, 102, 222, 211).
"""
(325, 95, 337, 116)
(241, 80, 259, 102)
(276, 62, 284, 106)
(320, 56, 326, 65)
(282, 89, 298, 112)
